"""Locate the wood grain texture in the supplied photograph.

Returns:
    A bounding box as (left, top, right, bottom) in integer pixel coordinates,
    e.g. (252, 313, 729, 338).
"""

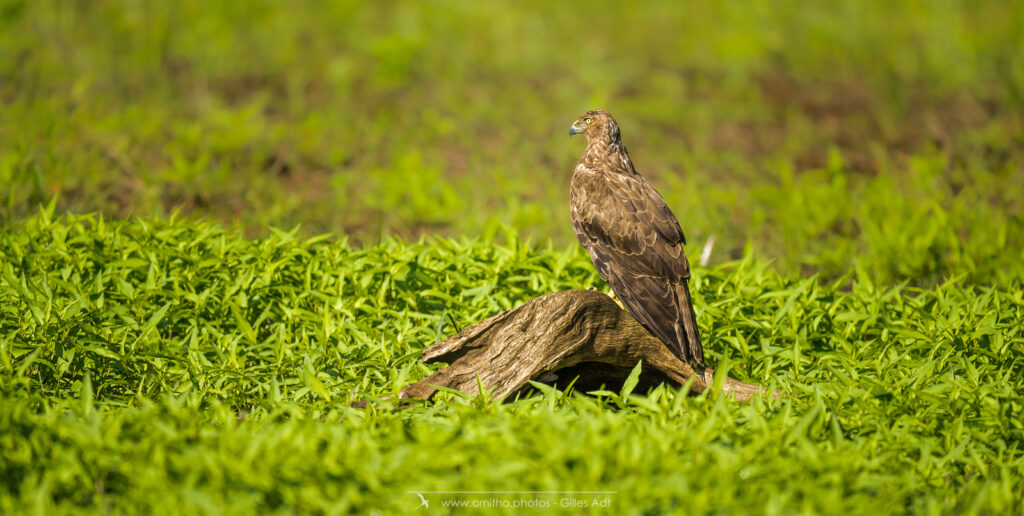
(397, 289, 768, 403)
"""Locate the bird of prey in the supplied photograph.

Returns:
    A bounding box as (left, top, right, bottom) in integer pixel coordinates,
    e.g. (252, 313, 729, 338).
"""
(568, 110, 705, 367)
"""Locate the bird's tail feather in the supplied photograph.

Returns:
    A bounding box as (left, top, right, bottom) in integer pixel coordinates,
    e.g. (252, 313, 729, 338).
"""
(674, 283, 705, 367)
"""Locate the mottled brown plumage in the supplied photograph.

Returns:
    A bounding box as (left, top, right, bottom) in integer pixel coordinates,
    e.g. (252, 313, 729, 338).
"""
(568, 110, 705, 367)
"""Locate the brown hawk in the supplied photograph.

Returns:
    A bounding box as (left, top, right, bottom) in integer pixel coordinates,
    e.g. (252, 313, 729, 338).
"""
(569, 110, 705, 367)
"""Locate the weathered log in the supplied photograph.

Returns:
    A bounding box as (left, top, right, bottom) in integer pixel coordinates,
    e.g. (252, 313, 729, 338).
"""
(397, 289, 768, 403)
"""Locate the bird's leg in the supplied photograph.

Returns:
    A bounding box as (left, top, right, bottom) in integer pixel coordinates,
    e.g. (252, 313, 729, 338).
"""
(588, 286, 623, 308)
(607, 288, 623, 308)
(585, 286, 622, 307)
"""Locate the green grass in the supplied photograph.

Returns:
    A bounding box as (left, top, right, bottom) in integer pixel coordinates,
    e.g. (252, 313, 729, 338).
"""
(1, 212, 1022, 514)
(2, 0, 1023, 282)
(2, 1, 1024, 513)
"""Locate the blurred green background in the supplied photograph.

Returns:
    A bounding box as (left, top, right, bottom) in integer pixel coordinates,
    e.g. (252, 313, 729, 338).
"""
(3, 3, 1024, 513)
(1, 0, 1022, 284)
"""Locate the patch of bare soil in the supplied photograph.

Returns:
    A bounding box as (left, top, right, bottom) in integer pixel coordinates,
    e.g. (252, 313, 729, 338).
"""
(752, 73, 1010, 174)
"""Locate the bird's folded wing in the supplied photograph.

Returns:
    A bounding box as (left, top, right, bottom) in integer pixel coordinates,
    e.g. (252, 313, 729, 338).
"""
(571, 170, 690, 282)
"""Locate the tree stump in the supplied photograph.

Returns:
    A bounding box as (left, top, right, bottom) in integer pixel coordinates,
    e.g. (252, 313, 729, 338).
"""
(396, 289, 768, 403)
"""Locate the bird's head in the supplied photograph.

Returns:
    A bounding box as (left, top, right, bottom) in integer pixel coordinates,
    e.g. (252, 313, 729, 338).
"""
(569, 110, 621, 143)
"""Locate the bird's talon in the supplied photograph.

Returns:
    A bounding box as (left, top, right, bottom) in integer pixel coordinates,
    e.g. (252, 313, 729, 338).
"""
(609, 290, 623, 308)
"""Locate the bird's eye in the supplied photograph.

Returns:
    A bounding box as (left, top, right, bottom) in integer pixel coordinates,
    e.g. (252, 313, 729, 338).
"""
(584, 117, 592, 124)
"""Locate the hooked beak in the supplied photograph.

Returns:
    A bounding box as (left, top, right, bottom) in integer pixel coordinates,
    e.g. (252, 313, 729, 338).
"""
(569, 123, 581, 136)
